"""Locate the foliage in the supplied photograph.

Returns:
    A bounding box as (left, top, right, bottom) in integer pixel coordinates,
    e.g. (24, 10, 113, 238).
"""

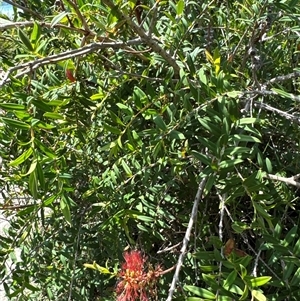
(0, 0, 300, 300)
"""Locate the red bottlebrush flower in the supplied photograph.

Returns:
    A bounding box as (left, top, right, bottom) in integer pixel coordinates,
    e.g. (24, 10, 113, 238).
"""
(122, 250, 146, 272)
(65, 69, 76, 82)
(116, 250, 161, 301)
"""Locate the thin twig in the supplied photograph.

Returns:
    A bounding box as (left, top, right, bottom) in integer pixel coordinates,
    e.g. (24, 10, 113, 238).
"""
(252, 247, 262, 277)
(166, 177, 207, 301)
(102, 0, 180, 77)
(244, 89, 300, 102)
(265, 71, 300, 87)
(0, 38, 142, 87)
(217, 191, 226, 247)
(65, 0, 90, 32)
(3, 0, 43, 20)
(157, 242, 181, 254)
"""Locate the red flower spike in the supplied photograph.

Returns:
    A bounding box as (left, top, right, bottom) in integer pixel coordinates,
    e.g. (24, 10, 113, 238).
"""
(116, 250, 161, 301)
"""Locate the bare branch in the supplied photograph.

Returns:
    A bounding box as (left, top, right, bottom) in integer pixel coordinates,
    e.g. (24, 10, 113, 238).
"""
(253, 102, 300, 124)
(157, 242, 181, 254)
(166, 177, 207, 301)
(265, 71, 300, 86)
(265, 173, 300, 188)
(0, 38, 142, 87)
(244, 89, 300, 102)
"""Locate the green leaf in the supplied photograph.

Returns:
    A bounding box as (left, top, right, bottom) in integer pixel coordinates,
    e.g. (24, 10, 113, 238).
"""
(169, 130, 185, 140)
(24, 282, 40, 292)
(219, 159, 244, 169)
(0, 103, 26, 110)
(253, 202, 272, 220)
(240, 285, 249, 301)
(83, 262, 112, 274)
(29, 170, 38, 199)
(283, 262, 295, 280)
(184, 285, 215, 299)
(22, 158, 38, 176)
(239, 264, 247, 279)
(223, 146, 250, 156)
(43, 195, 58, 206)
(121, 159, 132, 176)
(153, 115, 167, 131)
(34, 139, 57, 159)
(30, 22, 41, 45)
(249, 276, 272, 287)
(283, 225, 297, 245)
(204, 173, 216, 195)
(36, 161, 45, 190)
(43, 112, 65, 120)
(133, 86, 148, 108)
(233, 134, 261, 143)
(60, 195, 71, 225)
(135, 215, 154, 222)
(290, 267, 300, 286)
(293, 238, 300, 257)
(103, 123, 121, 135)
(193, 251, 216, 260)
(265, 157, 272, 173)
(18, 28, 34, 51)
(8, 148, 33, 166)
(2, 117, 30, 130)
(191, 151, 211, 165)
(176, 0, 184, 15)
(237, 118, 261, 125)
(251, 290, 267, 301)
(232, 222, 250, 233)
(116, 103, 133, 116)
(272, 88, 292, 99)
(50, 11, 69, 27)
(223, 270, 237, 289)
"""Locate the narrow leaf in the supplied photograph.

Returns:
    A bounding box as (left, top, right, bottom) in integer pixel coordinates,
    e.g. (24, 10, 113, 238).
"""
(9, 148, 33, 166)
(249, 276, 272, 287)
(18, 28, 34, 51)
(2, 117, 30, 130)
(153, 115, 167, 131)
(184, 285, 215, 299)
(251, 290, 267, 301)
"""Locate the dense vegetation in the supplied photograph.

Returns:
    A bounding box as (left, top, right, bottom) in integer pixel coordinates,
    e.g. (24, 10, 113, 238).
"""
(1, 0, 300, 300)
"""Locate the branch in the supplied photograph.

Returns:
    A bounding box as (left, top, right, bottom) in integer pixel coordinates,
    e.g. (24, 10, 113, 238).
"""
(166, 177, 207, 301)
(253, 102, 300, 124)
(265, 173, 300, 188)
(265, 71, 300, 87)
(0, 20, 148, 62)
(65, 0, 90, 32)
(102, 0, 180, 77)
(244, 89, 300, 102)
(239, 89, 300, 124)
(0, 38, 142, 87)
(3, 0, 43, 20)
